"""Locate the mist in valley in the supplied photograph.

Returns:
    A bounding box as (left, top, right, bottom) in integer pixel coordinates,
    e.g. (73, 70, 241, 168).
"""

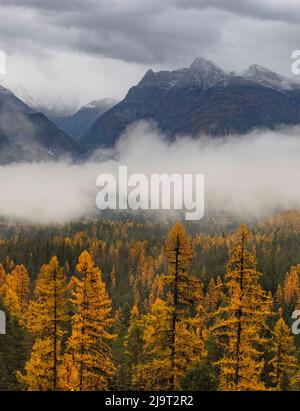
(0, 121, 299, 224)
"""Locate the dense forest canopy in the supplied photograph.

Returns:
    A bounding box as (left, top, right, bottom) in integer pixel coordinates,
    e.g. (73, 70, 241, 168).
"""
(1, 210, 300, 390)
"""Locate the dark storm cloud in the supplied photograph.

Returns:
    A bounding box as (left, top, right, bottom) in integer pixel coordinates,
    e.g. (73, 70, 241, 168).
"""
(0, 0, 299, 108)
(0, 0, 298, 68)
(175, 0, 300, 24)
(0, 0, 224, 64)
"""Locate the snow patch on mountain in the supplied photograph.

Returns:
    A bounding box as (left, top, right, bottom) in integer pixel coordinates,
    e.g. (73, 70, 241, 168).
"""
(188, 57, 227, 88)
(242, 64, 300, 91)
(140, 57, 227, 90)
(80, 98, 118, 112)
(139, 58, 300, 94)
(7, 84, 78, 116)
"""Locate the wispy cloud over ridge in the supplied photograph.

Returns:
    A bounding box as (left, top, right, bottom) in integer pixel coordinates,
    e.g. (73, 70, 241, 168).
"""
(0, 121, 299, 223)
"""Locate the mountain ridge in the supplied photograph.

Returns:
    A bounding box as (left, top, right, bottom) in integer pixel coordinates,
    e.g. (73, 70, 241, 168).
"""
(50, 98, 118, 140)
(0, 97, 84, 164)
(81, 58, 300, 148)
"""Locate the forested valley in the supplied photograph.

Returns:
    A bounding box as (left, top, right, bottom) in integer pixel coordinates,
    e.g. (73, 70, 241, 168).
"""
(1, 211, 300, 391)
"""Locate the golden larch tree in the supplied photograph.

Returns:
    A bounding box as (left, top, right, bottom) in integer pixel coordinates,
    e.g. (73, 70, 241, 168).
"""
(0, 263, 6, 296)
(133, 297, 204, 390)
(4, 264, 30, 326)
(67, 251, 115, 391)
(132, 298, 173, 390)
(133, 223, 205, 390)
(123, 304, 144, 387)
(270, 311, 298, 390)
(164, 223, 201, 391)
(205, 276, 224, 313)
(18, 256, 68, 390)
(283, 265, 300, 306)
(211, 225, 273, 391)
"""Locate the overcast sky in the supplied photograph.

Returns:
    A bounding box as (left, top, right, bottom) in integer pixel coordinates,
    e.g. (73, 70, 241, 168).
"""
(0, 0, 299, 112)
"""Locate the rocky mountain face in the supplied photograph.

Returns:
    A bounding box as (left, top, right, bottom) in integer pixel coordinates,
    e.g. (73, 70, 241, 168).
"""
(50, 98, 118, 140)
(0, 84, 34, 114)
(80, 58, 300, 148)
(0, 90, 83, 163)
(1, 58, 300, 162)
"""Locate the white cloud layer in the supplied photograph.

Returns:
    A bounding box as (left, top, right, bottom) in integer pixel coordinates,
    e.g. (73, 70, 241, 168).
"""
(0, 121, 299, 223)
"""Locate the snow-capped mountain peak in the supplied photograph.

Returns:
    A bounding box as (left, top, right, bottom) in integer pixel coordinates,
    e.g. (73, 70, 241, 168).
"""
(81, 98, 118, 111)
(0, 82, 34, 113)
(187, 57, 226, 88)
(140, 57, 227, 90)
(242, 64, 300, 91)
(189, 57, 224, 74)
(0, 83, 13, 96)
